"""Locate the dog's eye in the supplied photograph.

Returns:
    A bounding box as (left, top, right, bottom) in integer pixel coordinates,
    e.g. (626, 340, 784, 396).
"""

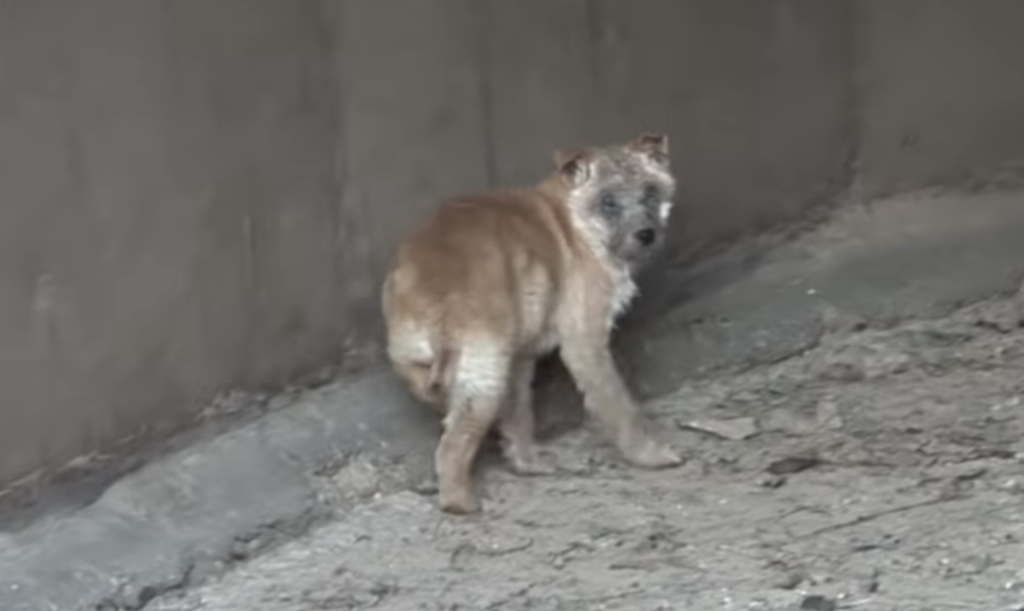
(599, 193, 619, 214)
(642, 185, 660, 206)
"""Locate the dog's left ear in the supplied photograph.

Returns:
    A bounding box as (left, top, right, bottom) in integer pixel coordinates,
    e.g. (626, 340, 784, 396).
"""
(629, 132, 669, 166)
(553, 148, 593, 188)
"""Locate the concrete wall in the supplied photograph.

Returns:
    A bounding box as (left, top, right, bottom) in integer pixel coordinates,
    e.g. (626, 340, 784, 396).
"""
(0, 0, 1022, 490)
(857, 1, 1024, 196)
(0, 0, 345, 487)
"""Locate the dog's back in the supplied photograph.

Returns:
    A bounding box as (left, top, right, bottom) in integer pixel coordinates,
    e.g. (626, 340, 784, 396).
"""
(382, 186, 570, 409)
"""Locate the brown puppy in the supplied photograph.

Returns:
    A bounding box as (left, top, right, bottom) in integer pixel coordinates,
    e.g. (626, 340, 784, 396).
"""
(381, 133, 683, 514)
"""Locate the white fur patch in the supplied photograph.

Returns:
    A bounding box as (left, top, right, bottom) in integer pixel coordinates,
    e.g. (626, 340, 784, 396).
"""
(659, 200, 673, 223)
(452, 343, 510, 400)
(387, 329, 433, 364)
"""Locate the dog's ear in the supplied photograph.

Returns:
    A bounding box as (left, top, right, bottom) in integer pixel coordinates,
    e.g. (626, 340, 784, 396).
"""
(553, 149, 593, 187)
(629, 132, 670, 166)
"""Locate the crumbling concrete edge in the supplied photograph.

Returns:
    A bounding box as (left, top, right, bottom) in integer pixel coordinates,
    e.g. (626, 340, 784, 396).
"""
(0, 367, 441, 611)
(2, 187, 1024, 611)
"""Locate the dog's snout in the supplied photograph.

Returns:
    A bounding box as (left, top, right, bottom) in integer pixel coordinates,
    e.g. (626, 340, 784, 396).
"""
(635, 228, 656, 246)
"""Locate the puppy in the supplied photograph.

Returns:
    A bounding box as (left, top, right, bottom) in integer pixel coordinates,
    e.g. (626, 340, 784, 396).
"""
(382, 133, 682, 514)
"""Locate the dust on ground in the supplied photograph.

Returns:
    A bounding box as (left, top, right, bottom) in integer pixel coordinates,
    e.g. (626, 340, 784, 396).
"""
(146, 294, 1024, 611)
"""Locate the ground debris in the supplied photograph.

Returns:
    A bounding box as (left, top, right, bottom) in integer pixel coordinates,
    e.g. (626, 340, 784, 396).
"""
(800, 594, 837, 611)
(767, 455, 822, 475)
(679, 416, 760, 441)
(145, 293, 1024, 611)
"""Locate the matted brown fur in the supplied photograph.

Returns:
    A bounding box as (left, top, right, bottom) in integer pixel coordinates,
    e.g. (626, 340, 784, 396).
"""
(381, 133, 683, 514)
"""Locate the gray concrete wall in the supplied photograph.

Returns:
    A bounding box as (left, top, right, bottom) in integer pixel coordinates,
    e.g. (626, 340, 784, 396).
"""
(0, 0, 1022, 490)
(0, 0, 346, 487)
(857, 1, 1024, 196)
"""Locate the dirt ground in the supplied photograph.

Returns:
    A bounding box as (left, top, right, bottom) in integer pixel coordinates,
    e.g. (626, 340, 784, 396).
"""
(146, 292, 1024, 611)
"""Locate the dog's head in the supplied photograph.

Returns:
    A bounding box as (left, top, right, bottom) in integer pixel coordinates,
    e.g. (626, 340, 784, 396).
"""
(554, 133, 676, 270)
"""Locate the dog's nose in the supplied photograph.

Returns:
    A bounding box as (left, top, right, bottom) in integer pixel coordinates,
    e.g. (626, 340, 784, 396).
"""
(635, 228, 656, 246)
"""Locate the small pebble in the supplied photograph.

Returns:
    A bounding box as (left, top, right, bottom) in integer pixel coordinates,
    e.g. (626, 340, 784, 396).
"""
(767, 456, 822, 475)
(800, 594, 837, 611)
(773, 571, 803, 590)
(681, 417, 759, 441)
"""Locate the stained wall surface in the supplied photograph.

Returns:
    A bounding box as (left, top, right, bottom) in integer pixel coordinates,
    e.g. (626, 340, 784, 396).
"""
(0, 0, 1021, 489)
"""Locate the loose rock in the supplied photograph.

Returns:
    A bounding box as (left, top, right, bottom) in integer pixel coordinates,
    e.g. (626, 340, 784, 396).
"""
(681, 417, 760, 441)
(800, 594, 837, 611)
(767, 455, 822, 475)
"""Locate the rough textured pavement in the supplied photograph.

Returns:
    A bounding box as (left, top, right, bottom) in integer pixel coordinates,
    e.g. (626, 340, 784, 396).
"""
(4, 188, 1024, 611)
(145, 293, 1024, 611)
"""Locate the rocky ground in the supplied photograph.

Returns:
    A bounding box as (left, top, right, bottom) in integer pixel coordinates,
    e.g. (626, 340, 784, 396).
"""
(142, 291, 1024, 611)
(138, 292, 1024, 609)
(0, 188, 1020, 611)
